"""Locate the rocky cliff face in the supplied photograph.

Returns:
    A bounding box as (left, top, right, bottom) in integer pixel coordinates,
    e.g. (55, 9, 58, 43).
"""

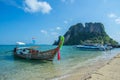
(53, 22, 118, 45)
(84, 23, 105, 34)
(64, 23, 84, 43)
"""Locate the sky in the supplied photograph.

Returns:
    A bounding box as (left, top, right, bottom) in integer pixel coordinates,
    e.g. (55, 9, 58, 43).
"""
(0, 0, 120, 45)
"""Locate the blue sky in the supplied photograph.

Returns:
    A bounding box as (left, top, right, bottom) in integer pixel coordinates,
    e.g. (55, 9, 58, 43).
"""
(0, 0, 120, 45)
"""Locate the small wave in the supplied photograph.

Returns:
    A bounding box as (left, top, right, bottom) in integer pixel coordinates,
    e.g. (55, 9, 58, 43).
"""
(51, 74, 71, 80)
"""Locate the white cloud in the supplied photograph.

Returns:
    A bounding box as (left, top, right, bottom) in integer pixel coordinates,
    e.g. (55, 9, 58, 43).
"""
(56, 27, 61, 30)
(108, 13, 120, 24)
(23, 0, 52, 13)
(0, 0, 22, 9)
(40, 30, 48, 34)
(51, 32, 58, 35)
(64, 20, 68, 24)
(1, 0, 52, 14)
(63, 19, 73, 24)
(108, 13, 117, 18)
(115, 18, 120, 24)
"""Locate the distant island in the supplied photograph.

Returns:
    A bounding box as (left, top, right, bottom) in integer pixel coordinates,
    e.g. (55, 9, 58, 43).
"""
(53, 22, 118, 46)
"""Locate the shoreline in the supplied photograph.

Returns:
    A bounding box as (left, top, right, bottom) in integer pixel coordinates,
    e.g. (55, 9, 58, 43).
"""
(86, 53, 120, 80)
(55, 53, 120, 80)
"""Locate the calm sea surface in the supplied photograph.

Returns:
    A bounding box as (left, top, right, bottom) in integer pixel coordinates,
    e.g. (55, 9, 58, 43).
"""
(0, 45, 120, 80)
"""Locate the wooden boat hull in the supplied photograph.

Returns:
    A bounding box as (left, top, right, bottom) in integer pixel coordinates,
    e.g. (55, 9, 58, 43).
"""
(14, 47, 59, 61)
(13, 36, 64, 61)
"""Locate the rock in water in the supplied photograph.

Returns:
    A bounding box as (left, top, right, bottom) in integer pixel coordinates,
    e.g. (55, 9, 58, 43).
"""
(53, 22, 118, 45)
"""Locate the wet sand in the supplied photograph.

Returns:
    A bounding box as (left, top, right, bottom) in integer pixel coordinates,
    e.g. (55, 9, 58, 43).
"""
(87, 54, 120, 80)
(58, 53, 120, 80)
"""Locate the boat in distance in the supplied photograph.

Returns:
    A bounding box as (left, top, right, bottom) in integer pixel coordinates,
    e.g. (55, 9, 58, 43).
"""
(76, 44, 112, 51)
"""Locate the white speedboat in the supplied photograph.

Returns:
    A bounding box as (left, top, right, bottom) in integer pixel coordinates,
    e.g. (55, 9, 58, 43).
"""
(76, 44, 106, 51)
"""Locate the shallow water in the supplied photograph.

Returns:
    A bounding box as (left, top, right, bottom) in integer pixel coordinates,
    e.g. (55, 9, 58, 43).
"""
(0, 45, 120, 80)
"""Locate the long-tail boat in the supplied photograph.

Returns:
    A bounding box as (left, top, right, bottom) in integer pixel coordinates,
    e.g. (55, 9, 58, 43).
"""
(13, 36, 64, 61)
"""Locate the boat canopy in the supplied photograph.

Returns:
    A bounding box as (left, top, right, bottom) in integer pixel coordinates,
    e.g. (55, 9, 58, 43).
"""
(16, 42, 26, 45)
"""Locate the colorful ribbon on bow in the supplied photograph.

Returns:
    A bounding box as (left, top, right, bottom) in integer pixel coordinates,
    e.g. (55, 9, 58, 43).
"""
(57, 36, 64, 60)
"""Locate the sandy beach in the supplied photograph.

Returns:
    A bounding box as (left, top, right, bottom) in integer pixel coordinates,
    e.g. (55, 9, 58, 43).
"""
(58, 53, 120, 80)
(87, 54, 120, 80)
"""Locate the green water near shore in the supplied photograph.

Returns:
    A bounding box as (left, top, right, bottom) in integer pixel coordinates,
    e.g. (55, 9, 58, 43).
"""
(0, 45, 120, 80)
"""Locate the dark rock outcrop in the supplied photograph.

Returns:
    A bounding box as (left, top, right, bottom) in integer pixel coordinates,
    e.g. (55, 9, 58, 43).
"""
(53, 22, 118, 45)
(84, 22, 105, 34)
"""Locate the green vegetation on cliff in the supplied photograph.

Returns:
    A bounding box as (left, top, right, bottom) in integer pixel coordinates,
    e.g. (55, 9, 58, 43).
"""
(53, 22, 118, 45)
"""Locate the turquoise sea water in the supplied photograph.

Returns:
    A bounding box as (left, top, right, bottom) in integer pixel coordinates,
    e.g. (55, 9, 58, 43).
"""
(0, 45, 120, 80)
